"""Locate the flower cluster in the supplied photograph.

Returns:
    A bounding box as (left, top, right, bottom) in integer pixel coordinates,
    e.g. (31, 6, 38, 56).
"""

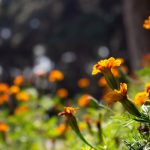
(143, 16, 150, 29)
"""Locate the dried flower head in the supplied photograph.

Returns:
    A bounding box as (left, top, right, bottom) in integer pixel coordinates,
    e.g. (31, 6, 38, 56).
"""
(58, 107, 78, 116)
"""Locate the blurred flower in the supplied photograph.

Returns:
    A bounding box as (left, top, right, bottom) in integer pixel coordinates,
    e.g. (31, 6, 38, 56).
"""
(92, 57, 122, 75)
(98, 77, 106, 87)
(0, 122, 9, 132)
(58, 107, 78, 116)
(15, 105, 29, 115)
(48, 70, 64, 82)
(9, 85, 20, 95)
(78, 94, 91, 107)
(143, 16, 150, 29)
(120, 66, 128, 74)
(56, 88, 68, 98)
(146, 83, 150, 92)
(77, 78, 90, 88)
(13, 75, 24, 86)
(111, 68, 120, 77)
(16, 91, 29, 102)
(0, 94, 9, 105)
(146, 83, 150, 98)
(79, 122, 86, 131)
(0, 83, 9, 93)
(56, 123, 67, 135)
(142, 53, 150, 67)
(134, 92, 149, 106)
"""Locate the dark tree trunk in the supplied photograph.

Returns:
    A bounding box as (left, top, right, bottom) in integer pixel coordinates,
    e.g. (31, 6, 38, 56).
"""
(123, 0, 150, 70)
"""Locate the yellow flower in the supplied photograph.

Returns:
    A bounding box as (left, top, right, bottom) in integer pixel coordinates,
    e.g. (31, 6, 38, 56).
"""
(14, 75, 24, 86)
(146, 83, 150, 93)
(58, 107, 78, 116)
(104, 83, 141, 117)
(0, 83, 9, 93)
(92, 57, 122, 75)
(0, 122, 9, 132)
(16, 91, 29, 102)
(56, 88, 68, 98)
(0, 94, 9, 105)
(134, 92, 149, 106)
(15, 105, 29, 115)
(48, 70, 64, 82)
(143, 16, 150, 29)
(78, 94, 91, 107)
(77, 78, 90, 88)
(9, 85, 20, 95)
(104, 83, 127, 105)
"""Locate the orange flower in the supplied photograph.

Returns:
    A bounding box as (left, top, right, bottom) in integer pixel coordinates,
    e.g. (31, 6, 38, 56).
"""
(134, 92, 149, 106)
(146, 83, 150, 93)
(98, 77, 107, 87)
(15, 105, 29, 115)
(78, 94, 91, 107)
(0, 94, 9, 105)
(14, 75, 24, 86)
(0, 122, 9, 132)
(48, 70, 64, 82)
(16, 91, 29, 102)
(111, 68, 120, 77)
(92, 57, 122, 75)
(77, 78, 90, 88)
(58, 107, 78, 116)
(56, 88, 68, 98)
(56, 123, 67, 135)
(143, 16, 150, 29)
(104, 83, 127, 105)
(9, 85, 20, 95)
(0, 83, 9, 93)
(115, 83, 127, 96)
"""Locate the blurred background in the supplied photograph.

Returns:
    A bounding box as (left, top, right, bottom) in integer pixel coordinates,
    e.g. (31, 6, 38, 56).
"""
(0, 0, 150, 97)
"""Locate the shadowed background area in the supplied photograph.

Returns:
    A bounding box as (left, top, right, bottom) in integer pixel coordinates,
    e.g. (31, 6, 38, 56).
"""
(0, 0, 150, 96)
